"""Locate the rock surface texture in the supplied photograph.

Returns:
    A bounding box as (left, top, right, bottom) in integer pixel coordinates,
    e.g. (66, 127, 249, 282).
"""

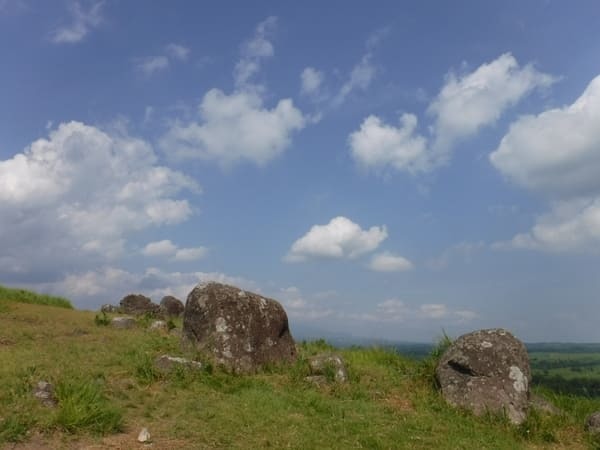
(119, 294, 159, 316)
(154, 355, 203, 373)
(160, 295, 185, 317)
(182, 282, 297, 373)
(111, 317, 136, 329)
(308, 353, 349, 383)
(33, 381, 57, 407)
(585, 411, 600, 434)
(436, 328, 531, 424)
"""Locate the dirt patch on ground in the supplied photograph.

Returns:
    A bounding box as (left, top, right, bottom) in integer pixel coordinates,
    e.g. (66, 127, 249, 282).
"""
(4, 431, 193, 450)
(383, 391, 414, 413)
(0, 337, 15, 346)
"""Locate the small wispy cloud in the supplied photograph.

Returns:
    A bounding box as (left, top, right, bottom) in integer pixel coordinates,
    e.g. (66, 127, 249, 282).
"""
(135, 43, 191, 76)
(136, 55, 170, 75)
(233, 16, 277, 89)
(166, 43, 190, 61)
(51, 0, 104, 44)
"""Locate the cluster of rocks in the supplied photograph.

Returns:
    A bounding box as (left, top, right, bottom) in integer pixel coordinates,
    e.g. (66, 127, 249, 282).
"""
(97, 281, 600, 437)
(101, 294, 185, 320)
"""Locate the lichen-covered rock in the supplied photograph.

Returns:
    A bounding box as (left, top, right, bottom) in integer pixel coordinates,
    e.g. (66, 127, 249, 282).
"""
(182, 282, 297, 373)
(119, 294, 160, 316)
(33, 381, 57, 407)
(436, 328, 531, 424)
(137, 427, 151, 443)
(160, 295, 184, 317)
(111, 317, 136, 329)
(100, 304, 119, 313)
(308, 353, 348, 383)
(585, 411, 600, 434)
(154, 355, 203, 373)
(149, 320, 168, 333)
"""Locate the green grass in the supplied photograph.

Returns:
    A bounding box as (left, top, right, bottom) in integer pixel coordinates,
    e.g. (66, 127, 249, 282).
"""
(52, 379, 123, 434)
(0, 284, 73, 309)
(1, 300, 599, 448)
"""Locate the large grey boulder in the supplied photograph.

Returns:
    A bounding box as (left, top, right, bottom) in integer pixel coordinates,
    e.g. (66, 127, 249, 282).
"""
(119, 294, 159, 316)
(160, 295, 184, 317)
(436, 328, 531, 424)
(182, 282, 297, 373)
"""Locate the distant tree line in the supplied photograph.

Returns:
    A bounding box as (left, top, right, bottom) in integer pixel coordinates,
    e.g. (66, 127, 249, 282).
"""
(531, 359, 600, 371)
(533, 373, 600, 397)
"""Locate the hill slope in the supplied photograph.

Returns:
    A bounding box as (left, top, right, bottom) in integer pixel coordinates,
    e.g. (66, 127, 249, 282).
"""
(1, 292, 599, 449)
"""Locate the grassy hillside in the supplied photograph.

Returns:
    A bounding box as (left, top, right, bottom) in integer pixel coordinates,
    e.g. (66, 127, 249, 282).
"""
(1, 292, 600, 448)
(0, 285, 72, 310)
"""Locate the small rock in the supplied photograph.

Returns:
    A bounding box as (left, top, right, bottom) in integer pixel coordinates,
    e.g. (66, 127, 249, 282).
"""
(585, 411, 600, 434)
(100, 304, 118, 313)
(530, 393, 561, 416)
(149, 320, 168, 332)
(137, 427, 151, 443)
(111, 317, 136, 329)
(154, 355, 203, 373)
(33, 381, 57, 407)
(308, 353, 348, 383)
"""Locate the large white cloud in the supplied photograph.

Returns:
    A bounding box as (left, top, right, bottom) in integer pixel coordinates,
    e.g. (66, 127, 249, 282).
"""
(494, 199, 600, 252)
(490, 75, 600, 252)
(0, 121, 199, 278)
(286, 216, 387, 262)
(429, 53, 555, 150)
(490, 75, 600, 197)
(350, 53, 555, 174)
(160, 89, 305, 166)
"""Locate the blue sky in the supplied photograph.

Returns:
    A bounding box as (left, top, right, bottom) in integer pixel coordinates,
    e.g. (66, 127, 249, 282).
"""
(2, 1, 600, 342)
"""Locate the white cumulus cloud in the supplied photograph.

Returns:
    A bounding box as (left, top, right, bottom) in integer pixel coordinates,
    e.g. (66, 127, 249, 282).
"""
(369, 252, 413, 272)
(494, 199, 600, 252)
(429, 53, 556, 151)
(490, 75, 600, 252)
(490, 75, 600, 197)
(349, 113, 429, 174)
(349, 53, 556, 174)
(0, 121, 199, 279)
(286, 216, 387, 262)
(160, 89, 305, 166)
